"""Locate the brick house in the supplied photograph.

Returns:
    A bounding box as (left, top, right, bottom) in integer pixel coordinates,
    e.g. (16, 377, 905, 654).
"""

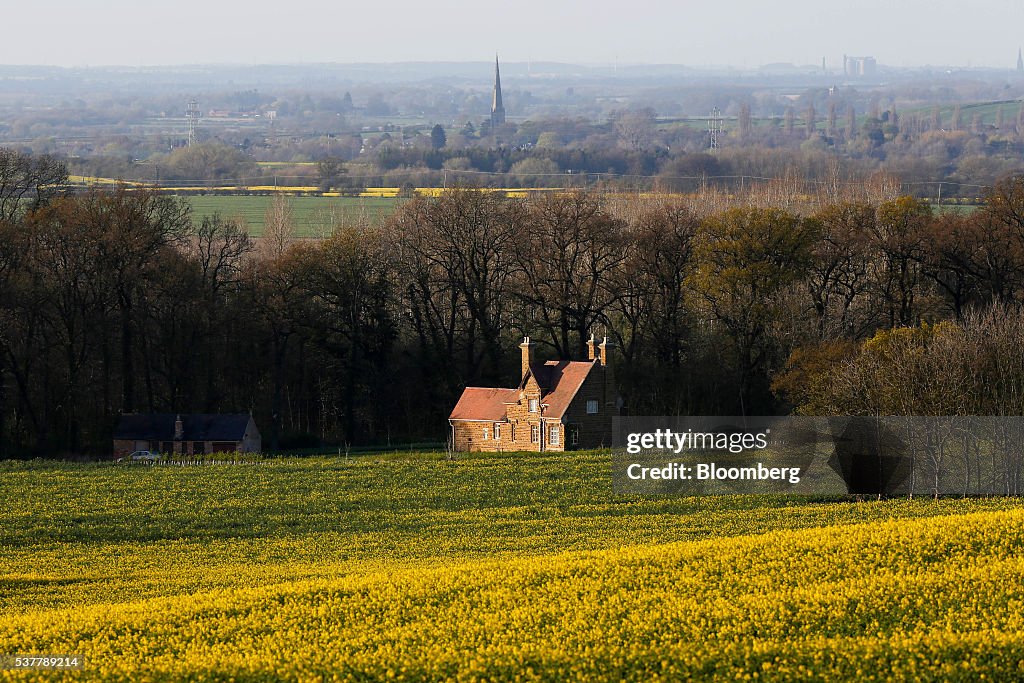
(448, 336, 619, 452)
(112, 413, 261, 458)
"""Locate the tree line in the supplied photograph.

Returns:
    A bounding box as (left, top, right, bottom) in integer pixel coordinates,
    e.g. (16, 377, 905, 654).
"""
(6, 147, 1024, 456)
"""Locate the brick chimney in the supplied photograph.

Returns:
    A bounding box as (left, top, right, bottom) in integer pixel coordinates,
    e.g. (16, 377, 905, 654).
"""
(598, 336, 614, 368)
(174, 414, 184, 441)
(587, 334, 598, 362)
(598, 337, 617, 411)
(519, 336, 536, 379)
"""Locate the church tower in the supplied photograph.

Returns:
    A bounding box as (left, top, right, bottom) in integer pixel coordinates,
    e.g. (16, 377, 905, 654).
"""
(1017, 48, 1023, 72)
(491, 55, 506, 128)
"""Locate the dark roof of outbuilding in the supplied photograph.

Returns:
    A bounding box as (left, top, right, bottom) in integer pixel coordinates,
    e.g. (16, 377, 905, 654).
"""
(114, 414, 253, 442)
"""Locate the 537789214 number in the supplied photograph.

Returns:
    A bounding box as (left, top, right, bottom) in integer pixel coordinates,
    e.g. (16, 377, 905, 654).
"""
(1, 655, 85, 669)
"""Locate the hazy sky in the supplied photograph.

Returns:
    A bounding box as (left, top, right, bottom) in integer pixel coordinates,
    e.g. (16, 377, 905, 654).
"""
(4, 0, 1023, 69)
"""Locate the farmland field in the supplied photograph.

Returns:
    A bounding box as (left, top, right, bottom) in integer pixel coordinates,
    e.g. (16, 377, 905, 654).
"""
(185, 195, 404, 236)
(2, 452, 1024, 681)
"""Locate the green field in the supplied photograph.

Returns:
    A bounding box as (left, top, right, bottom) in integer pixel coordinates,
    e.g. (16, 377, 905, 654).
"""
(185, 195, 404, 237)
(2, 452, 1024, 680)
(902, 99, 1023, 128)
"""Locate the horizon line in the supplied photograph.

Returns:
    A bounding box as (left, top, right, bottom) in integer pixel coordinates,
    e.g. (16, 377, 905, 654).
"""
(1, 59, 1021, 72)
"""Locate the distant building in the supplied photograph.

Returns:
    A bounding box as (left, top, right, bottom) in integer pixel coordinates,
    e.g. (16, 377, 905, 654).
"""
(843, 54, 877, 78)
(1017, 48, 1023, 72)
(490, 55, 506, 129)
(113, 414, 261, 457)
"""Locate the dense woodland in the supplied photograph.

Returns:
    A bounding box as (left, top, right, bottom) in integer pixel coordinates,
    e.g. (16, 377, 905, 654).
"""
(6, 148, 1024, 456)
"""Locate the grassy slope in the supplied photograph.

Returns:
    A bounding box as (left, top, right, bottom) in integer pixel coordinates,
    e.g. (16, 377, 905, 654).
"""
(1, 452, 1023, 681)
(185, 195, 402, 237)
(900, 99, 1023, 127)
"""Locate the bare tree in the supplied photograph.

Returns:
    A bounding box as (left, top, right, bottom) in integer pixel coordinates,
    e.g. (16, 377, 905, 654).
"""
(738, 103, 752, 141)
(263, 194, 296, 258)
(0, 149, 67, 223)
(390, 188, 524, 387)
(613, 108, 658, 152)
(804, 203, 875, 339)
(513, 192, 627, 359)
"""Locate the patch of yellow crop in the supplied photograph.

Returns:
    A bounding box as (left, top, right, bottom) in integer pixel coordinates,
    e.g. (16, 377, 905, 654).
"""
(240, 185, 319, 192)
(3, 509, 1024, 680)
(67, 175, 146, 187)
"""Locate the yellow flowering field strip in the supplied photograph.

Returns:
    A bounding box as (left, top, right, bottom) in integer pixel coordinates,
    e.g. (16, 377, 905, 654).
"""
(1, 454, 1024, 680)
(3, 511, 1024, 681)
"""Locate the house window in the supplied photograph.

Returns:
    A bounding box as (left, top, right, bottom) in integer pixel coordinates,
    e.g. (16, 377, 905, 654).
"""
(482, 426, 490, 440)
(550, 425, 560, 445)
(529, 398, 539, 413)
(494, 424, 501, 440)
(568, 425, 580, 446)
(586, 399, 599, 414)
(531, 425, 539, 442)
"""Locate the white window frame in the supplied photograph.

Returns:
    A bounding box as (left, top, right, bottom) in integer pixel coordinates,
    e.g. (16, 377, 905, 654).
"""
(586, 399, 599, 414)
(529, 398, 539, 413)
(493, 423, 501, 440)
(550, 425, 560, 445)
(531, 424, 539, 442)
(482, 426, 490, 440)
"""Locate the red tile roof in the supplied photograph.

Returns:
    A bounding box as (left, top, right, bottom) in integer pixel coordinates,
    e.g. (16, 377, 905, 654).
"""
(532, 361, 595, 419)
(450, 360, 596, 422)
(449, 387, 520, 421)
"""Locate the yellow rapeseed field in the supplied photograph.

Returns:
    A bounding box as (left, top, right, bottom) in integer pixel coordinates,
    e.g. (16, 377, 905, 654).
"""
(1, 453, 1023, 681)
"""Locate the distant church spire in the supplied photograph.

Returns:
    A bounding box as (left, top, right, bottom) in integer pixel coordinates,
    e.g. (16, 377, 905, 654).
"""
(1018, 47, 1023, 72)
(491, 54, 506, 128)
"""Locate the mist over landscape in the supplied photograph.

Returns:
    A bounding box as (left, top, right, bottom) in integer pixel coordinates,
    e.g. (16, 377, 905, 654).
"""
(0, 0, 1022, 198)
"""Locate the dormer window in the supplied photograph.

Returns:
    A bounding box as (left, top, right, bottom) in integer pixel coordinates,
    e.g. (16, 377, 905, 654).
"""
(529, 398, 539, 413)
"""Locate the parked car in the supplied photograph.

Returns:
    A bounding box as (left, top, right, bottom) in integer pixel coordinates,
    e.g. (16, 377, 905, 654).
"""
(116, 450, 162, 463)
